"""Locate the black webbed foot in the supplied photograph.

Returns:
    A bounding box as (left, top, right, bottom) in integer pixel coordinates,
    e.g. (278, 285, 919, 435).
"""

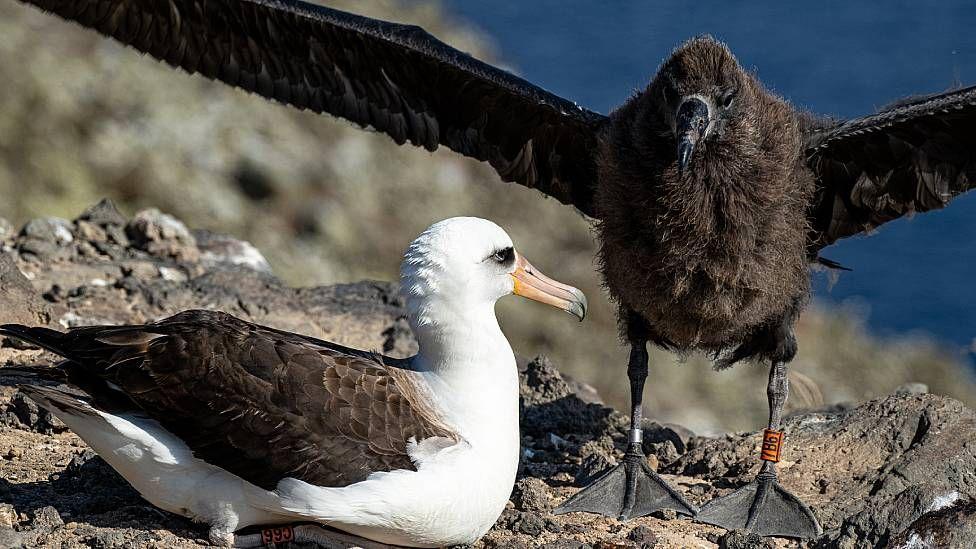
(554, 446, 697, 520)
(697, 474, 821, 539)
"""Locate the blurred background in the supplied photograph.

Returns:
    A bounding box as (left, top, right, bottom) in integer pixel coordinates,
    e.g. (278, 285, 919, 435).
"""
(1, 0, 975, 433)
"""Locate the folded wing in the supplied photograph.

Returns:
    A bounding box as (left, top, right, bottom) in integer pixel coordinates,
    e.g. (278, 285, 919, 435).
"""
(0, 310, 458, 490)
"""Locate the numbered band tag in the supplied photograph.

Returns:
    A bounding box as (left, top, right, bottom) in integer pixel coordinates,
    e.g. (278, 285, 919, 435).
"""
(760, 428, 784, 462)
(261, 525, 295, 545)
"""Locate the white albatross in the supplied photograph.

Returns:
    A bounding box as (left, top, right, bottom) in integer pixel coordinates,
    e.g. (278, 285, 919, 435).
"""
(0, 217, 587, 547)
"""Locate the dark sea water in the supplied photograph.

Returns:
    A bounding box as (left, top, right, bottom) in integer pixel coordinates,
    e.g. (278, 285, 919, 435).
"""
(439, 1, 976, 355)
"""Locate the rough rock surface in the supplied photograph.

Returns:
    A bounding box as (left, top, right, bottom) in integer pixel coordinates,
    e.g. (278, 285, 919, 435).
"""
(1, 203, 974, 548)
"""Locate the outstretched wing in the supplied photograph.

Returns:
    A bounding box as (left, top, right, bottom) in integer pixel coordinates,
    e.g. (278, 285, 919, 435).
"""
(806, 85, 976, 248)
(19, 0, 606, 216)
(0, 310, 458, 490)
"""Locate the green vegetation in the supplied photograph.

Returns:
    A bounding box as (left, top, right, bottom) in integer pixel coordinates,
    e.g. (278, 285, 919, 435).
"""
(1, 0, 973, 433)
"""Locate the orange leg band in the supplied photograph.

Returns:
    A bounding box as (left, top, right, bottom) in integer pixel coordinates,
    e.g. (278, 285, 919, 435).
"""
(760, 428, 784, 462)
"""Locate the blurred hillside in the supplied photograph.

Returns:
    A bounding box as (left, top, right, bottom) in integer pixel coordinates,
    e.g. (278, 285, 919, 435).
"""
(1, 0, 974, 433)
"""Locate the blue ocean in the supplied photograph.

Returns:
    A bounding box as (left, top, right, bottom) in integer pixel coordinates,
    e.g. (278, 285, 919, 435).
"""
(440, 1, 976, 356)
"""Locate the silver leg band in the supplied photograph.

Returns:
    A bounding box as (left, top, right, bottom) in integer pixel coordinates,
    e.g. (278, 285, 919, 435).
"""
(630, 427, 643, 444)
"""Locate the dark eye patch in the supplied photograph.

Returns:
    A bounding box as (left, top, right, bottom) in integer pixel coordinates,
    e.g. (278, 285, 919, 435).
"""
(489, 246, 515, 266)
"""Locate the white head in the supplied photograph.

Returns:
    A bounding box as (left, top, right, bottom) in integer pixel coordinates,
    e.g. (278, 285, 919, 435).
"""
(399, 217, 586, 334)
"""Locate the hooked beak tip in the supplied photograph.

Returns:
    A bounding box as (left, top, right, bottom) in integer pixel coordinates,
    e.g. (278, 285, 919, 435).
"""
(677, 140, 695, 175)
(568, 288, 588, 321)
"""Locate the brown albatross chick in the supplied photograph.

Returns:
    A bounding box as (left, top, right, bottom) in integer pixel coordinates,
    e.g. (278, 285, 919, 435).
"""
(13, 0, 976, 538)
(580, 38, 820, 536)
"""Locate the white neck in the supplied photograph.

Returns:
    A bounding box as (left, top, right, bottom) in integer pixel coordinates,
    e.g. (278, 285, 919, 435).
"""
(407, 295, 519, 445)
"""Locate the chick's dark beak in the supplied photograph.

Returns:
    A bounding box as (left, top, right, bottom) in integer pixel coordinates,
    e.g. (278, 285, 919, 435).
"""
(676, 97, 710, 175)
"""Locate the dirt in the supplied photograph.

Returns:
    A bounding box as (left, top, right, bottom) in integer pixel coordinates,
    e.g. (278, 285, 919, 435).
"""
(0, 202, 974, 548)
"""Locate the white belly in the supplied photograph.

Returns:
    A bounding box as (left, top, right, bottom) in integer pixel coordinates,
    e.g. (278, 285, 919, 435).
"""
(53, 407, 291, 534)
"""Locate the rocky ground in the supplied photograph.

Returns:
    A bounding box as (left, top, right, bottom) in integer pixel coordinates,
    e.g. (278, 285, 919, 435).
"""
(0, 202, 974, 548)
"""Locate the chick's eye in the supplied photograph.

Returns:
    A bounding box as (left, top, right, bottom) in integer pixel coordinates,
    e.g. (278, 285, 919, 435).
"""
(492, 247, 514, 264)
(720, 88, 737, 108)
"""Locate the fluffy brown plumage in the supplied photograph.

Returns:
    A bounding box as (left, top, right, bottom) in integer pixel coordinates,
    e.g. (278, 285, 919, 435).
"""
(595, 38, 815, 363)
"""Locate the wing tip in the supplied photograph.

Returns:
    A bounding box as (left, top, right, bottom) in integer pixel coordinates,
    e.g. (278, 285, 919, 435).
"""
(0, 324, 70, 357)
(0, 324, 29, 336)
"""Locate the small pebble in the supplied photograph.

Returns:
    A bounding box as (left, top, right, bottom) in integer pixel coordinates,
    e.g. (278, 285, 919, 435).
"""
(627, 524, 660, 547)
(512, 477, 552, 513)
(650, 508, 677, 521)
(718, 529, 773, 549)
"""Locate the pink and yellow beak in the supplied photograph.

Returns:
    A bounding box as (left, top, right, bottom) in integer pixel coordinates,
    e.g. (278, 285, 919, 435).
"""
(511, 252, 587, 321)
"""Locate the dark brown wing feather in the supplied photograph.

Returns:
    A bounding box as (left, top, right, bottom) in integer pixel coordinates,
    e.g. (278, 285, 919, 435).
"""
(18, 0, 605, 215)
(0, 310, 458, 490)
(806, 85, 976, 248)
